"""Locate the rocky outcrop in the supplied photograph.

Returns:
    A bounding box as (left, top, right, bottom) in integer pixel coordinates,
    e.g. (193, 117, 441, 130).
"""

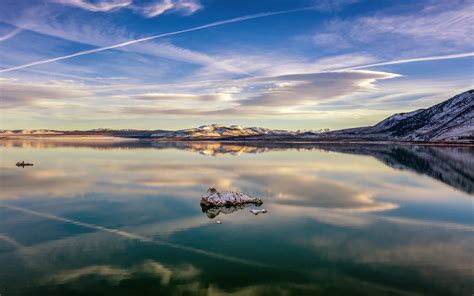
(200, 188, 263, 210)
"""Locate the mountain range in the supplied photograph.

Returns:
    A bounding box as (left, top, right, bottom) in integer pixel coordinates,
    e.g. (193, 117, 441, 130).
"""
(1, 90, 473, 143)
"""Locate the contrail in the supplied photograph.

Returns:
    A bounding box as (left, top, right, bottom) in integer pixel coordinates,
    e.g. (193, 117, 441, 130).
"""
(344, 52, 474, 71)
(0, 7, 310, 73)
(0, 203, 275, 269)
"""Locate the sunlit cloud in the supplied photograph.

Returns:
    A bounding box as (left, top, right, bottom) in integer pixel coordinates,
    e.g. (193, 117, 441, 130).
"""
(0, 78, 92, 108)
(114, 70, 400, 116)
(239, 70, 400, 107)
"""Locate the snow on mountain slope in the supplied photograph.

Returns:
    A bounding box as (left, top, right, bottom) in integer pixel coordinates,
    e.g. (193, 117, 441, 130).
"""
(391, 90, 473, 141)
(326, 90, 474, 142)
(0, 129, 62, 135)
(150, 124, 294, 140)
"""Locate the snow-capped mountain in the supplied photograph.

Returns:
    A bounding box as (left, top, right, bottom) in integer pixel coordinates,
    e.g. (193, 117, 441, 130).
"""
(371, 90, 473, 141)
(150, 124, 294, 140)
(323, 90, 473, 142)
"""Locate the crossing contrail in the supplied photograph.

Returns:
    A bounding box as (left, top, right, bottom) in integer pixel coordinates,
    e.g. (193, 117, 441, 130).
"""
(0, 7, 310, 73)
(0, 27, 23, 42)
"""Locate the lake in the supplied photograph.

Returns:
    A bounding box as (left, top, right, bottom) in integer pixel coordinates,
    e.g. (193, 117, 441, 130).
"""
(0, 140, 473, 295)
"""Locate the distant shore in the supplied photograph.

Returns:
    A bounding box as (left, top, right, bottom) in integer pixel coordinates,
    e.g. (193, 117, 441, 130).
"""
(0, 135, 138, 141)
(1, 134, 473, 146)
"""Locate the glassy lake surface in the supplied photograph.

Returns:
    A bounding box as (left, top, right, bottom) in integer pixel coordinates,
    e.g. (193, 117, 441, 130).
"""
(0, 140, 473, 296)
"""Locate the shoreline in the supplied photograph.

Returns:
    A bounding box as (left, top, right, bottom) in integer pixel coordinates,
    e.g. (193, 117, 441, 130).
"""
(1, 135, 473, 146)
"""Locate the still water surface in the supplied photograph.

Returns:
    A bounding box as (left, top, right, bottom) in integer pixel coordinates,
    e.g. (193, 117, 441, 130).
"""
(0, 140, 473, 295)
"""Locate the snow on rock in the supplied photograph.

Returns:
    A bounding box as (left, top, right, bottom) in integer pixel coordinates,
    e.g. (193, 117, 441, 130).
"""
(200, 188, 263, 208)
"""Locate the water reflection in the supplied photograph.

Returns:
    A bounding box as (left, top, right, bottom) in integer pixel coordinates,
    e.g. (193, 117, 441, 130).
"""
(1, 139, 472, 194)
(201, 204, 256, 219)
(0, 139, 473, 295)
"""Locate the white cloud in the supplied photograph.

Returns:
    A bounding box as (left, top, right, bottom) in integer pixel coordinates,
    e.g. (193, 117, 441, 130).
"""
(52, 0, 133, 12)
(52, 0, 202, 17)
(136, 0, 202, 18)
(239, 70, 400, 107)
(116, 70, 400, 116)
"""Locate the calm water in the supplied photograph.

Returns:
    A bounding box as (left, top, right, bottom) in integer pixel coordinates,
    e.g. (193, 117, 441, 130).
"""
(0, 140, 473, 296)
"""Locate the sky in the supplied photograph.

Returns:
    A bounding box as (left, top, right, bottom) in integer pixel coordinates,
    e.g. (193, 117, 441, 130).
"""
(0, 0, 473, 131)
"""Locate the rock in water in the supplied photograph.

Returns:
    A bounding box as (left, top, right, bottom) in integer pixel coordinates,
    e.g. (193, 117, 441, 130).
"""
(249, 209, 267, 215)
(200, 188, 262, 209)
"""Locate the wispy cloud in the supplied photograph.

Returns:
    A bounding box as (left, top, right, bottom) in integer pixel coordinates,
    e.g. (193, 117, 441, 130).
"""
(116, 70, 400, 116)
(0, 78, 92, 108)
(0, 7, 310, 73)
(132, 92, 231, 102)
(135, 0, 201, 17)
(345, 52, 474, 70)
(0, 26, 22, 42)
(313, 1, 474, 54)
(52, 0, 132, 12)
(238, 70, 400, 107)
(51, 0, 201, 17)
(0, 11, 248, 76)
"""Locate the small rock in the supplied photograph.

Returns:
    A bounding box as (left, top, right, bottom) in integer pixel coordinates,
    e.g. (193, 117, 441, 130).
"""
(249, 209, 267, 215)
(216, 220, 222, 224)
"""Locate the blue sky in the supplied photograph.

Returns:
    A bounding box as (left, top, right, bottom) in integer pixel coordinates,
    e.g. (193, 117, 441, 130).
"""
(0, 0, 473, 130)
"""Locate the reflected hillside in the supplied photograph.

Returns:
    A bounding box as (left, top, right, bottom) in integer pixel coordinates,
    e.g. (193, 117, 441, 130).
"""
(163, 142, 474, 194)
(1, 139, 472, 194)
(312, 144, 474, 195)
